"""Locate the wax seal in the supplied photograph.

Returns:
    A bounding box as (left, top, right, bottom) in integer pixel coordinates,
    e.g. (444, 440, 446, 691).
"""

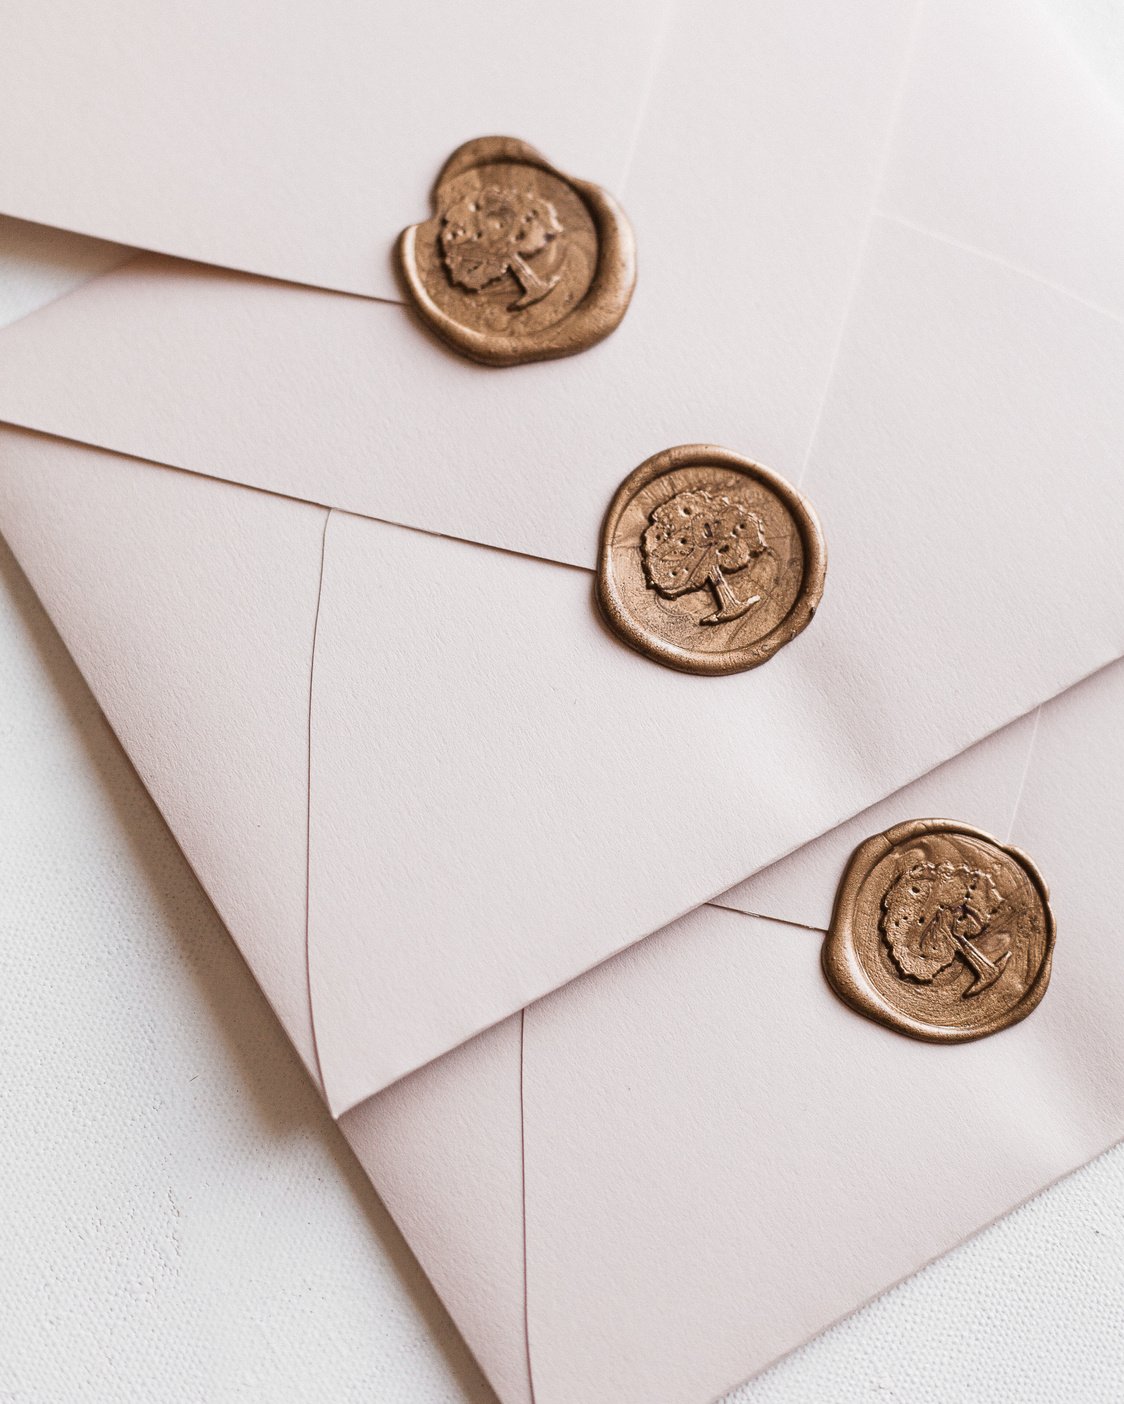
(823, 819, 1055, 1042)
(397, 137, 636, 366)
(596, 445, 826, 675)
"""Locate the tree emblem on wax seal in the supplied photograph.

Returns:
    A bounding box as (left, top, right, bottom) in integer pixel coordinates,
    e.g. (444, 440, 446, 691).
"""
(597, 445, 826, 676)
(398, 137, 636, 366)
(882, 861, 1011, 995)
(441, 186, 564, 308)
(822, 819, 1055, 1042)
(641, 488, 768, 625)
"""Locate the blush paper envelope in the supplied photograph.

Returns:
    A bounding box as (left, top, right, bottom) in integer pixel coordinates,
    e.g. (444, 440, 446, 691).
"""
(346, 661, 1124, 1404)
(0, 0, 672, 301)
(3, 1, 1124, 1396)
(2, 0, 1124, 1118)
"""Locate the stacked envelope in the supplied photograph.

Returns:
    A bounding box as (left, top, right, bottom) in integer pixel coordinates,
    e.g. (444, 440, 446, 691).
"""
(2, 0, 1124, 1398)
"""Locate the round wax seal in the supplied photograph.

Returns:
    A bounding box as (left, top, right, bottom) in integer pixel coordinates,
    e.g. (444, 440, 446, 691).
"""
(397, 137, 636, 366)
(596, 445, 826, 675)
(822, 819, 1055, 1043)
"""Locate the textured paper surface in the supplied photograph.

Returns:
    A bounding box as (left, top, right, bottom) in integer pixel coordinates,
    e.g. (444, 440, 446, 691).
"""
(6, 211, 1124, 1404)
(6, 187, 1124, 1112)
(6, 2, 1122, 1392)
(0, 0, 914, 571)
(0, 523, 495, 1404)
(2, 0, 1124, 1109)
(0, 0, 671, 301)
(345, 659, 1124, 1404)
(718, 709, 1039, 931)
(0, 434, 327, 1078)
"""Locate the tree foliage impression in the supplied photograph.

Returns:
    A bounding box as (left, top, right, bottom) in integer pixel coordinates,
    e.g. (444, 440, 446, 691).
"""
(441, 186, 563, 307)
(881, 860, 1009, 989)
(641, 488, 767, 624)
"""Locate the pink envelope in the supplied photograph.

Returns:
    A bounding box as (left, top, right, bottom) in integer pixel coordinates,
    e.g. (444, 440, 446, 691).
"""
(2, 0, 1124, 1397)
(346, 665, 1124, 1402)
(3, 0, 1124, 1119)
(0, 0, 671, 301)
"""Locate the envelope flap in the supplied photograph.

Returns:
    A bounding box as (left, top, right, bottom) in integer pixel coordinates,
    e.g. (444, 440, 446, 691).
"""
(5, 202, 1124, 1114)
(5, 0, 1124, 1115)
(0, 0, 671, 300)
(0, 0, 917, 573)
(2, 0, 1120, 578)
(515, 660, 1124, 1404)
(1, 1, 1123, 579)
(342, 1017, 534, 1404)
(303, 213, 1124, 1111)
(328, 661, 1124, 1404)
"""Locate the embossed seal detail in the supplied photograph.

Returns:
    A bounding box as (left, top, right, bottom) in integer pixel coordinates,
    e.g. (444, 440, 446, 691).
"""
(440, 186, 563, 308)
(822, 819, 1055, 1042)
(641, 488, 767, 625)
(398, 137, 636, 366)
(597, 445, 826, 675)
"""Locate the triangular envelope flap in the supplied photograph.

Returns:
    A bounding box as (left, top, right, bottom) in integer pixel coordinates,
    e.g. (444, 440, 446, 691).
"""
(0, 0, 915, 571)
(882, 0, 1124, 318)
(0, 428, 326, 1076)
(306, 214, 1124, 1113)
(0, 0, 1118, 570)
(0, 0, 669, 300)
(720, 706, 1039, 930)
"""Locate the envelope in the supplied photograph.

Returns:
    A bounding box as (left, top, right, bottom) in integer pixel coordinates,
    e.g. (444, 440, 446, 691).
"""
(0, 0, 672, 301)
(344, 657, 1124, 1404)
(2, 0, 1124, 1397)
(2, 0, 1124, 1119)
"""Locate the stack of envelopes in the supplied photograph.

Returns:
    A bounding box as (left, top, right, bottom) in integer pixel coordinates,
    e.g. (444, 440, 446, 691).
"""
(2, 0, 1124, 1398)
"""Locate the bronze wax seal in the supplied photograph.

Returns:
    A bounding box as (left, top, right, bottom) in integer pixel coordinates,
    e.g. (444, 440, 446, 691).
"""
(597, 445, 826, 675)
(398, 137, 636, 366)
(823, 819, 1055, 1042)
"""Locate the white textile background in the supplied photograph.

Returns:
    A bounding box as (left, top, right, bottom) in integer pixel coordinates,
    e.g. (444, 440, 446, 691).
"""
(3, 5, 1124, 1397)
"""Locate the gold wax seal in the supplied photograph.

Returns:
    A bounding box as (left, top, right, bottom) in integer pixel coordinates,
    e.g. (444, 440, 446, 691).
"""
(596, 445, 826, 675)
(397, 137, 636, 366)
(823, 819, 1055, 1043)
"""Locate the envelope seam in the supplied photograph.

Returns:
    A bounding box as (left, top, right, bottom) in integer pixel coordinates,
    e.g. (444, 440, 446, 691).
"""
(616, 0, 679, 198)
(795, 0, 927, 490)
(705, 901, 826, 936)
(875, 210, 1124, 331)
(305, 507, 332, 1101)
(0, 423, 598, 577)
(1004, 703, 1043, 844)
